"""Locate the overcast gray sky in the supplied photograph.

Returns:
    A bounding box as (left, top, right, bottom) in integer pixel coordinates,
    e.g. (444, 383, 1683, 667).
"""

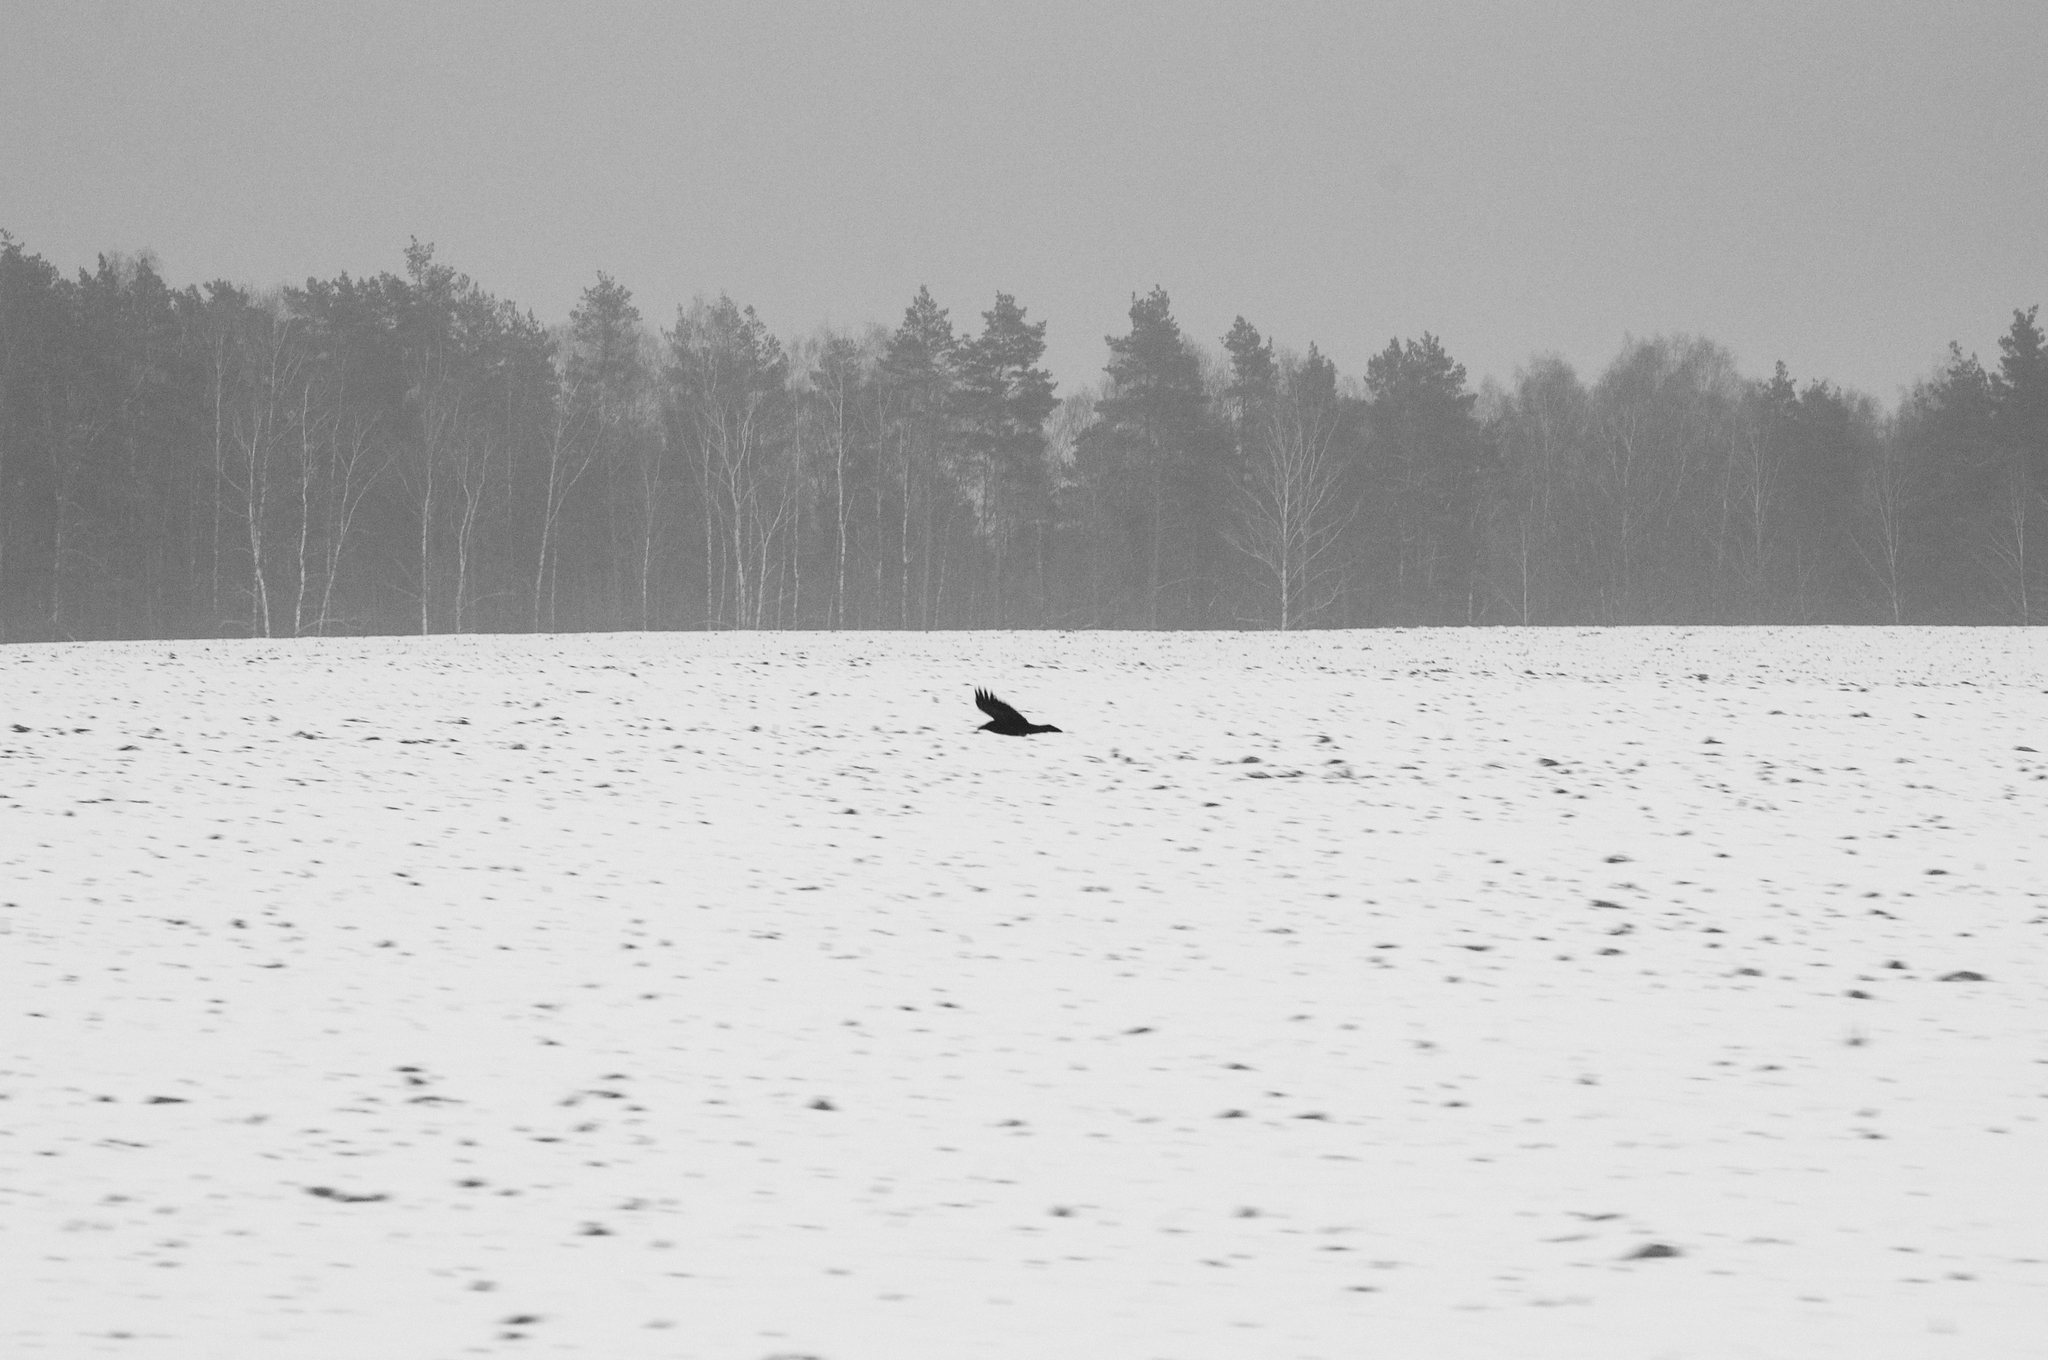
(5, 0, 2043, 401)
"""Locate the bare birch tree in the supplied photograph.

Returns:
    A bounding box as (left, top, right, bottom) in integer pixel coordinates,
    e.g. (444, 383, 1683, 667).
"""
(666, 296, 791, 629)
(1232, 347, 1352, 628)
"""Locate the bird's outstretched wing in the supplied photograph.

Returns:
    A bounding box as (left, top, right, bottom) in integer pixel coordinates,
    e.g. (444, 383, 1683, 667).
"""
(975, 688, 1028, 727)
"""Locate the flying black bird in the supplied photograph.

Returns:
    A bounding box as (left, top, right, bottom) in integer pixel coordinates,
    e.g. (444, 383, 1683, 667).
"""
(975, 689, 1062, 736)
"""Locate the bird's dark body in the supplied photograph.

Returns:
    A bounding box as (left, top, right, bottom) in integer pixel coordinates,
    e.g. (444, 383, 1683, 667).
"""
(975, 689, 1061, 736)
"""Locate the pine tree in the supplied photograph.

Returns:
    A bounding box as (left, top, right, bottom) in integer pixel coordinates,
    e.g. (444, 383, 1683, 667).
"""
(1764, 366, 1862, 619)
(564, 274, 657, 629)
(880, 286, 957, 627)
(1993, 305, 2047, 486)
(1361, 332, 1485, 621)
(1083, 287, 1216, 626)
(1901, 343, 2000, 616)
(1221, 315, 1276, 462)
(954, 293, 1057, 624)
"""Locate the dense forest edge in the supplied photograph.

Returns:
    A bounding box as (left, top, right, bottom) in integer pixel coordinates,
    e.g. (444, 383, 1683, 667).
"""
(1, 228, 2043, 641)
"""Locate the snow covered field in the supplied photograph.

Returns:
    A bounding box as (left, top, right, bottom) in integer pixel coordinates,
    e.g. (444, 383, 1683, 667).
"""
(3, 626, 2045, 1360)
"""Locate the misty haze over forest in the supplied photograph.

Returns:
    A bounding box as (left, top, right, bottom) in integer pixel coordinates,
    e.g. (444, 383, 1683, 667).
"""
(0, 230, 2043, 642)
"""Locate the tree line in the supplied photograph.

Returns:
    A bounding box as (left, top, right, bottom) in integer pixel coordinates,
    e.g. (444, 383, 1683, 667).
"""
(1, 228, 2042, 641)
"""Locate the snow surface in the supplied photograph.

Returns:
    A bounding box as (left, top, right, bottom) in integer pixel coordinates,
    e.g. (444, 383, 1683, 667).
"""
(3, 627, 2046, 1360)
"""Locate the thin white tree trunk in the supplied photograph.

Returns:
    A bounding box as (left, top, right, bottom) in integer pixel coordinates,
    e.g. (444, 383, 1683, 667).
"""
(418, 426, 434, 635)
(834, 397, 849, 628)
(243, 416, 272, 638)
(293, 385, 313, 636)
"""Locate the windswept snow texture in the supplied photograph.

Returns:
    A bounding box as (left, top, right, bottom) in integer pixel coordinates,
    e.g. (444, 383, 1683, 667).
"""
(4, 628, 2046, 1360)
